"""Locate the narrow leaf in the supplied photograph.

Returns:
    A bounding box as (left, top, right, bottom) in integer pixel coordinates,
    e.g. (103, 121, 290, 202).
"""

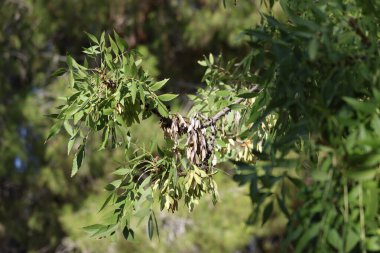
(158, 94, 178, 102)
(150, 79, 169, 91)
(64, 120, 74, 136)
(45, 121, 62, 142)
(86, 32, 99, 44)
(113, 168, 131, 176)
(262, 202, 273, 226)
(114, 31, 128, 50)
(67, 137, 75, 155)
(98, 193, 113, 212)
(131, 82, 137, 104)
(71, 144, 85, 177)
(148, 214, 154, 240)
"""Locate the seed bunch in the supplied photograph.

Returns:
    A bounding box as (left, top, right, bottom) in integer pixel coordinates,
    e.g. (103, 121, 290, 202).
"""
(161, 113, 217, 172)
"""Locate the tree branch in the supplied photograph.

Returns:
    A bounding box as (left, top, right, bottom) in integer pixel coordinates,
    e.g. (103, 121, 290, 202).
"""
(202, 85, 260, 128)
(155, 85, 260, 131)
(348, 18, 371, 48)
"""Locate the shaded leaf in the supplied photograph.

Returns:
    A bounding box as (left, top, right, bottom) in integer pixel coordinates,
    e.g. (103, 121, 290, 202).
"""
(148, 214, 154, 240)
(71, 144, 85, 177)
(262, 202, 273, 226)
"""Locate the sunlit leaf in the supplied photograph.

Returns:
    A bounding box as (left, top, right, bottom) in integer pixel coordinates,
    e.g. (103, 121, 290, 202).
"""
(150, 79, 169, 91)
(158, 94, 178, 102)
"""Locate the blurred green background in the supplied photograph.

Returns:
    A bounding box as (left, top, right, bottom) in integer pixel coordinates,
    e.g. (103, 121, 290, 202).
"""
(0, 1, 285, 252)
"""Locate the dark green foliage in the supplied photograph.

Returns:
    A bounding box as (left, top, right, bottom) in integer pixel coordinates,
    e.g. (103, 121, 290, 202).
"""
(226, 1, 380, 252)
(0, 1, 261, 252)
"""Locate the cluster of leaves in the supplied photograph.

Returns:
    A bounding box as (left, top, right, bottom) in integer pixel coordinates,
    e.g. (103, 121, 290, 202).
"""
(47, 32, 175, 174)
(0, 1, 275, 252)
(84, 148, 218, 240)
(223, 0, 380, 252)
(48, 33, 221, 239)
(48, 0, 380, 252)
(191, 54, 262, 162)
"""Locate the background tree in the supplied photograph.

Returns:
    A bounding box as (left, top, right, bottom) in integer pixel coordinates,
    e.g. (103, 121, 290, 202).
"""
(1, 1, 270, 252)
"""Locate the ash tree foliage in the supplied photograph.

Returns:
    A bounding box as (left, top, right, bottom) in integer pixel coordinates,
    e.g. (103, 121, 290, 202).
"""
(48, 0, 380, 252)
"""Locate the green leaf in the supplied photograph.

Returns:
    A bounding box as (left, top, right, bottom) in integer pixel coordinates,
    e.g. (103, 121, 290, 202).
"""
(238, 92, 258, 99)
(98, 193, 113, 212)
(105, 179, 122, 191)
(85, 32, 99, 44)
(152, 211, 160, 239)
(148, 214, 154, 240)
(311, 170, 330, 181)
(276, 195, 290, 218)
(150, 79, 169, 91)
(65, 104, 81, 118)
(122, 227, 134, 241)
(139, 85, 145, 105)
(209, 53, 214, 64)
(308, 37, 319, 60)
(51, 68, 66, 77)
(122, 226, 130, 240)
(135, 59, 142, 66)
(83, 45, 100, 55)
(113, 31, 128, 51)
(45, 121, 62, 142)
(327, 229, 343, 251)
(73, 111, 84, 125)
(66, 55, 73, 69)
(67, 137, 75, 155)
(346, 168, 379, 181)
(71, 144, 85, 177)
(229, 104, 246, 110)
(158, 94, 178, 102)
(92, 223, 117, 238)
(113, 168, 131, 176)
(68, 69, 74, 87)
(109, 35, 119, 56)
(366, 236, 380, 251)
(105, 51, 113, 69)
(102, 108, 113, 116)
(63, 120, 74, 136)
(343, 97, 376, 114)
(83, 224, 104, 236)
(345, 227, 360, 252)
(66, 55, 81, 70)
(197, 60, 207, 66)
(45, 113, 59, 119)
(215, 90, 230, 97)
(100, 31, 105, 47)
(286, 175, 304, 187)
(156, 101, 169, 117)
(295, 223, 321, 253)
(131, 82, 137, 104)
(99, 126, 110, 151)
(262, 202, 273, 226)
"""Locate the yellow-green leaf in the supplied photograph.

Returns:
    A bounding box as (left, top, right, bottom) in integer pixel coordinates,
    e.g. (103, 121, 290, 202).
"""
(150, 79, 169, 91)
(158, 94, 178, 102)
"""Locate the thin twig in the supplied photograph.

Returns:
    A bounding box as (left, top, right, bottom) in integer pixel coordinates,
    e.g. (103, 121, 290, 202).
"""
(154, 84, 260, 130)
(202, 85, 260, 128)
